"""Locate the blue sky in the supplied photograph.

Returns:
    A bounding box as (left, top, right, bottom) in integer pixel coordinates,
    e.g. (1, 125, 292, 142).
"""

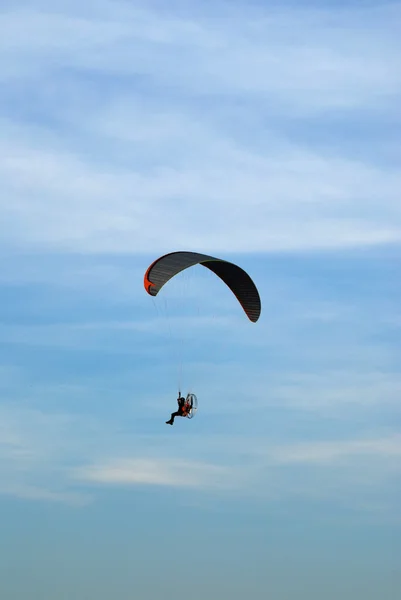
(1, 0, 400, 598)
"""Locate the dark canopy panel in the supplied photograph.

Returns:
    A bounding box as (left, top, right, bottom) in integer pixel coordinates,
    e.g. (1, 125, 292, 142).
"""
(144, 251, 261, 322)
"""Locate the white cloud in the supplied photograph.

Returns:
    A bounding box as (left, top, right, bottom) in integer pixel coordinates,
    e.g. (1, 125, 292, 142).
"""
(0, 1, 399, 520)
(0, 404, 95, 504)
(0, 2, 400, 254)
(269, 435, 401, 465)
(75, 457, 231, 489)
(1, 2, 400, 108)
(265, 371, 401, 411)
(0, 482, 91, 506)
(0, 398, 400, 516)
(1, 119, 400, 255)
(71, 432, 401, 519)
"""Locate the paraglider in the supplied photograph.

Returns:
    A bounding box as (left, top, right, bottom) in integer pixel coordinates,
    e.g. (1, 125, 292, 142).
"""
(165, 392, 198, 425)
(143, 251, 261, 423)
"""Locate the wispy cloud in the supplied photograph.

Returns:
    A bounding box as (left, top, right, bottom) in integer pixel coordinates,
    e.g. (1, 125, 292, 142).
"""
(265, 371, 401, 411)
(268, 435, 401, 465)
(74, 457, 231, 489)
(1, 2, 400, 255)
(1, 396, 399, 516)
(0, 483, 91, 506)
(2, 2, 400, 109)
(1, 118, 400, 254)
(0, 0, 399, 520)
(0, 4, 400, 593)
(0, 404, 94, 505)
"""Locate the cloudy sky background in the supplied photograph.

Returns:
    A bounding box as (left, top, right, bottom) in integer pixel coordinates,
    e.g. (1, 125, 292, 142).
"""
(1, 1, 400, 599)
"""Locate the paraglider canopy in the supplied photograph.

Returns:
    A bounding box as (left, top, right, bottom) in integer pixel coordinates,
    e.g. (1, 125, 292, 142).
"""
(144, 251, 261, 322)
